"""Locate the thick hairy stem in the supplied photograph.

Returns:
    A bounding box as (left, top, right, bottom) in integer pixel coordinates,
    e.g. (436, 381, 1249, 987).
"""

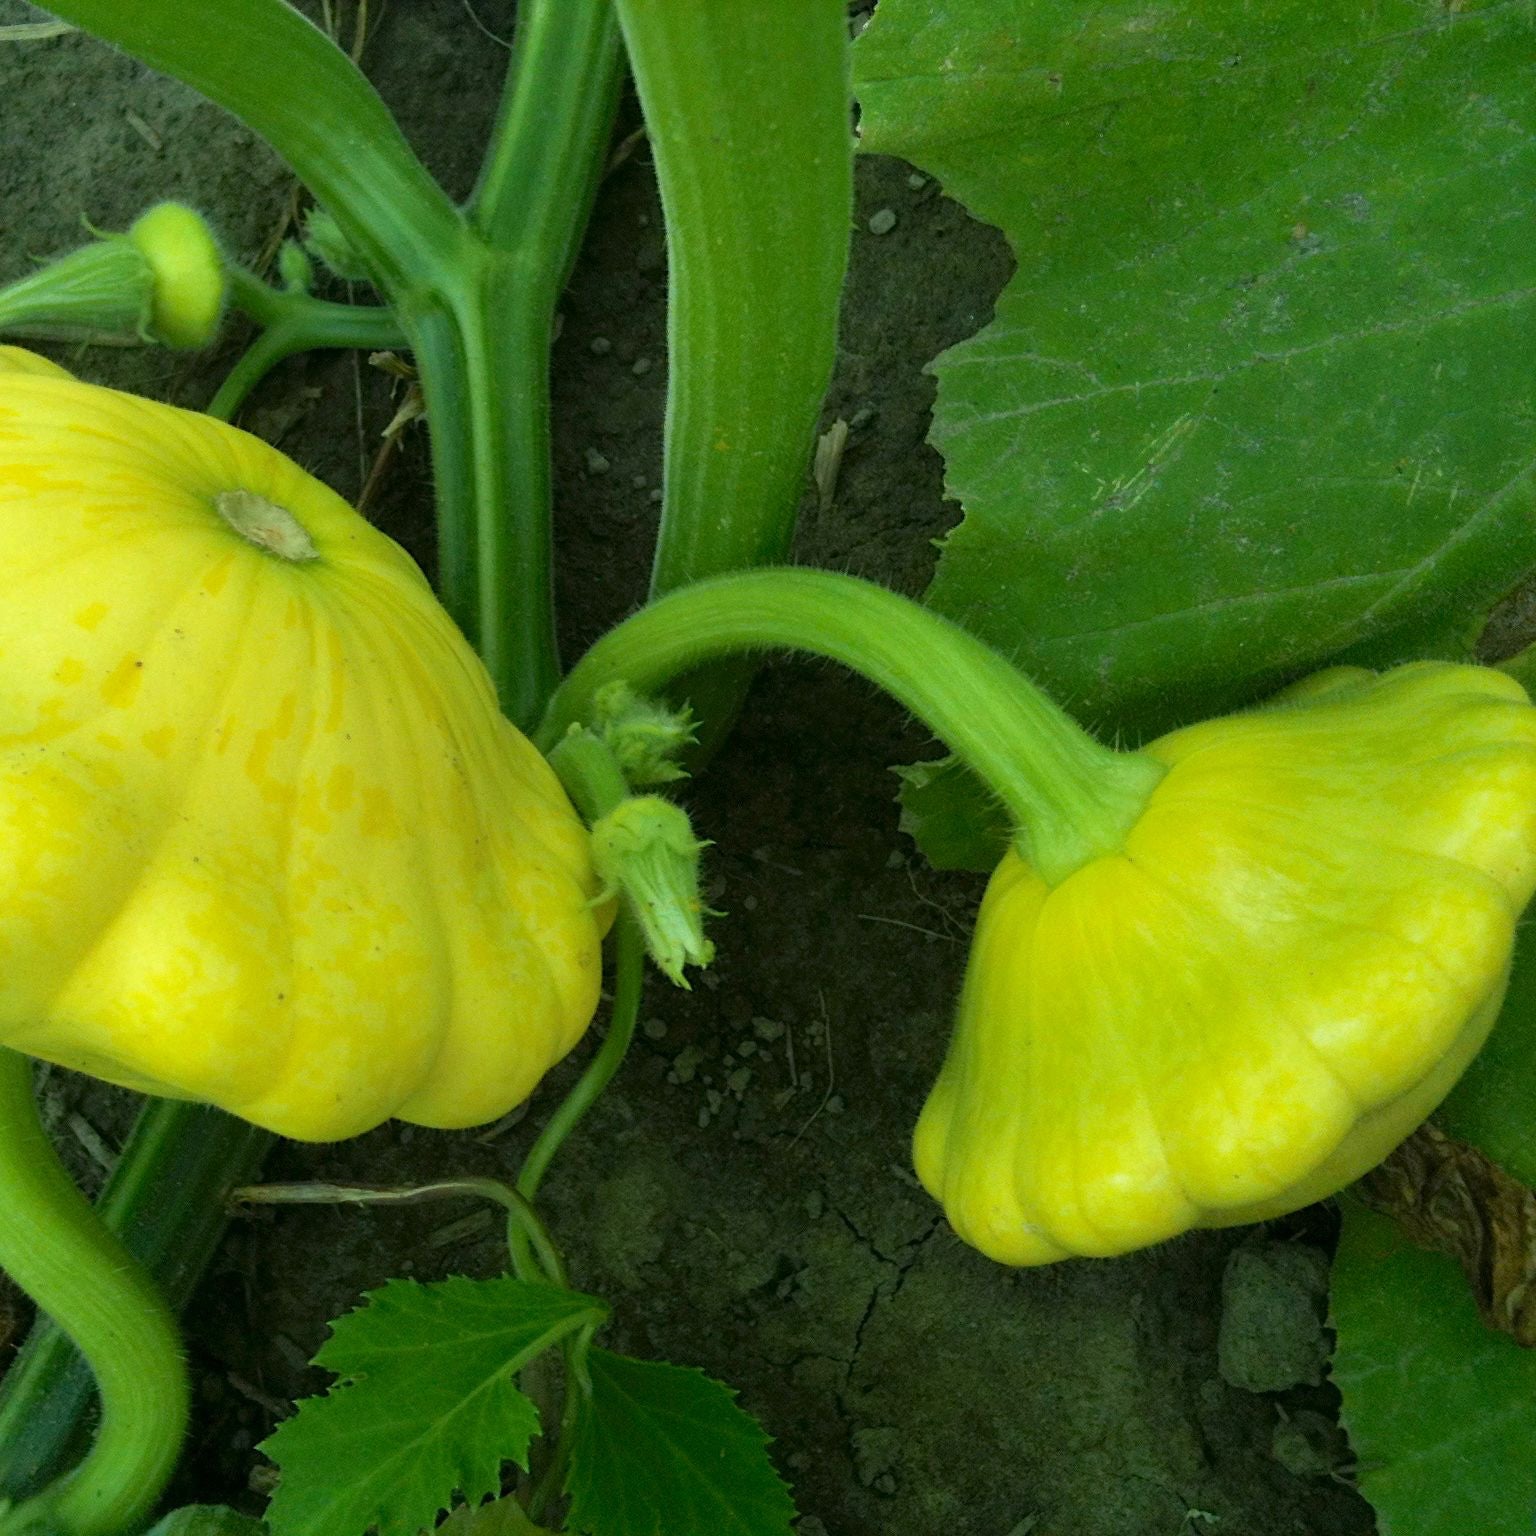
(620, 0, 853, 746)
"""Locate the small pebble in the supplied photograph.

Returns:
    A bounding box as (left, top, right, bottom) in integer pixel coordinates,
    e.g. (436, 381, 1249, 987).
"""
(631, 356, 654, 376)
(906, 172, 927, 190)
(667, 1044, 704, 1085)
(584, 448, 611, 476)
(648, 487, 663, 503)
(753, 1016, 786, 1042)
(825, 1094, 845, 1115)
(737, 1040, 758, 1058)
(642, 1017, 668, 1041)
(631, 473, 648, 489)
(850, 405, 876, 431)
(1218, 1240, 1330, 1392)
(867, 207, 898, 235)
(589, 336, 612, 356)
(727, 1067, 753, 1095)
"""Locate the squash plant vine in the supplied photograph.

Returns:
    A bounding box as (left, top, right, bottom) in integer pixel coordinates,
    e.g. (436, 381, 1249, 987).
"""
(0, 2, 1534, 1535)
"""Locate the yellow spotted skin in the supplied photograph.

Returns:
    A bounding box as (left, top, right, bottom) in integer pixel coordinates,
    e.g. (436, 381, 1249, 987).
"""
(0, 359, 605, 1140)
(914, 663, 1536, 1265)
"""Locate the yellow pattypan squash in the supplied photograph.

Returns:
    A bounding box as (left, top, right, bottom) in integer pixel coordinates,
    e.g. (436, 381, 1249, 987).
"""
(916, 662, 1536, 1264)
(0, 354, 605, 1140)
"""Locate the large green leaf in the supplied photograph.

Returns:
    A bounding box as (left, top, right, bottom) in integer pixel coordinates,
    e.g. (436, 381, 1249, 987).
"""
(1439, 922, 1536, 1187)
(856, 0, 1536, 735)
(261, 1277, 605, 1536)
(1332, 1202, 1536, 1534)
(564, 1349, 795, 1536)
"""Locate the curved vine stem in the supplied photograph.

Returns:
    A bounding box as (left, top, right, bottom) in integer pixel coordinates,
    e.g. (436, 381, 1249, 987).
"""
(538, 568, 1165, 885)
(0, 1051, 187, 1536)
(232, 1176, 567, 1289)
(517, 913, 645, 1208)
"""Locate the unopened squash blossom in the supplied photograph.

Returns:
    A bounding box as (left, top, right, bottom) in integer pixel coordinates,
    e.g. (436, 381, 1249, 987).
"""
(0, 203, 226, 350)
(917, 663, 1536, 1265)
(0, 350, 605, 1140)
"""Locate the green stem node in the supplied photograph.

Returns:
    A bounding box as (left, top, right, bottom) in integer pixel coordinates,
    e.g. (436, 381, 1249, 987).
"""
(0, 1052, 188, 1536)
(209, 267, 407, 421)
(546, 729, 631, 825)
(538, 569, 1165, 885)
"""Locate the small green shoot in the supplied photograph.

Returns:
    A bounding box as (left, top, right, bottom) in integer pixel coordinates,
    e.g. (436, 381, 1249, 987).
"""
(892, 755, 1010, 874)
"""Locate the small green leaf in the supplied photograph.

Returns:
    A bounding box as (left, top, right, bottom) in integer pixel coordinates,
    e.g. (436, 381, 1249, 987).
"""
(261, 1276, 606, 1536)
(145, 1508, 267, 1536)
(439, 1495, 551, 1535)
(893, 755, 1009, 873)
(564, 1348, 796, 1536)
(856, 0, 1536, 735)
(1332, 1201, 1536, 1534)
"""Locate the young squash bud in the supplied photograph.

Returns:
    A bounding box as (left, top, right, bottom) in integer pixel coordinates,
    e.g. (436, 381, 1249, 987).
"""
(127, 203, 226, 348)
(916, 663, 1536, 1264)
(590, 681, 696, 786)
(0, 203, 225, 350)
(590, 796, 715, 987)
(301, 207, 373, 284)
(0, 353, 606, 1140)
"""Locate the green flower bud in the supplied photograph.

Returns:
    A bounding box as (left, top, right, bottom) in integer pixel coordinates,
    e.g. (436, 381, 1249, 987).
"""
(127, 203, 225, 348)
(0, 202, 224, 350)
(590, 796, 715, 987)
(302, 208, 372, 283)
(277, 237, 315, 294)
(591, 681, 696, 786)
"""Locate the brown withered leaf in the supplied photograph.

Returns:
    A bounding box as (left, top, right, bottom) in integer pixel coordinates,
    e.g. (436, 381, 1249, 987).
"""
(1355, 1122, 1536, 1345)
